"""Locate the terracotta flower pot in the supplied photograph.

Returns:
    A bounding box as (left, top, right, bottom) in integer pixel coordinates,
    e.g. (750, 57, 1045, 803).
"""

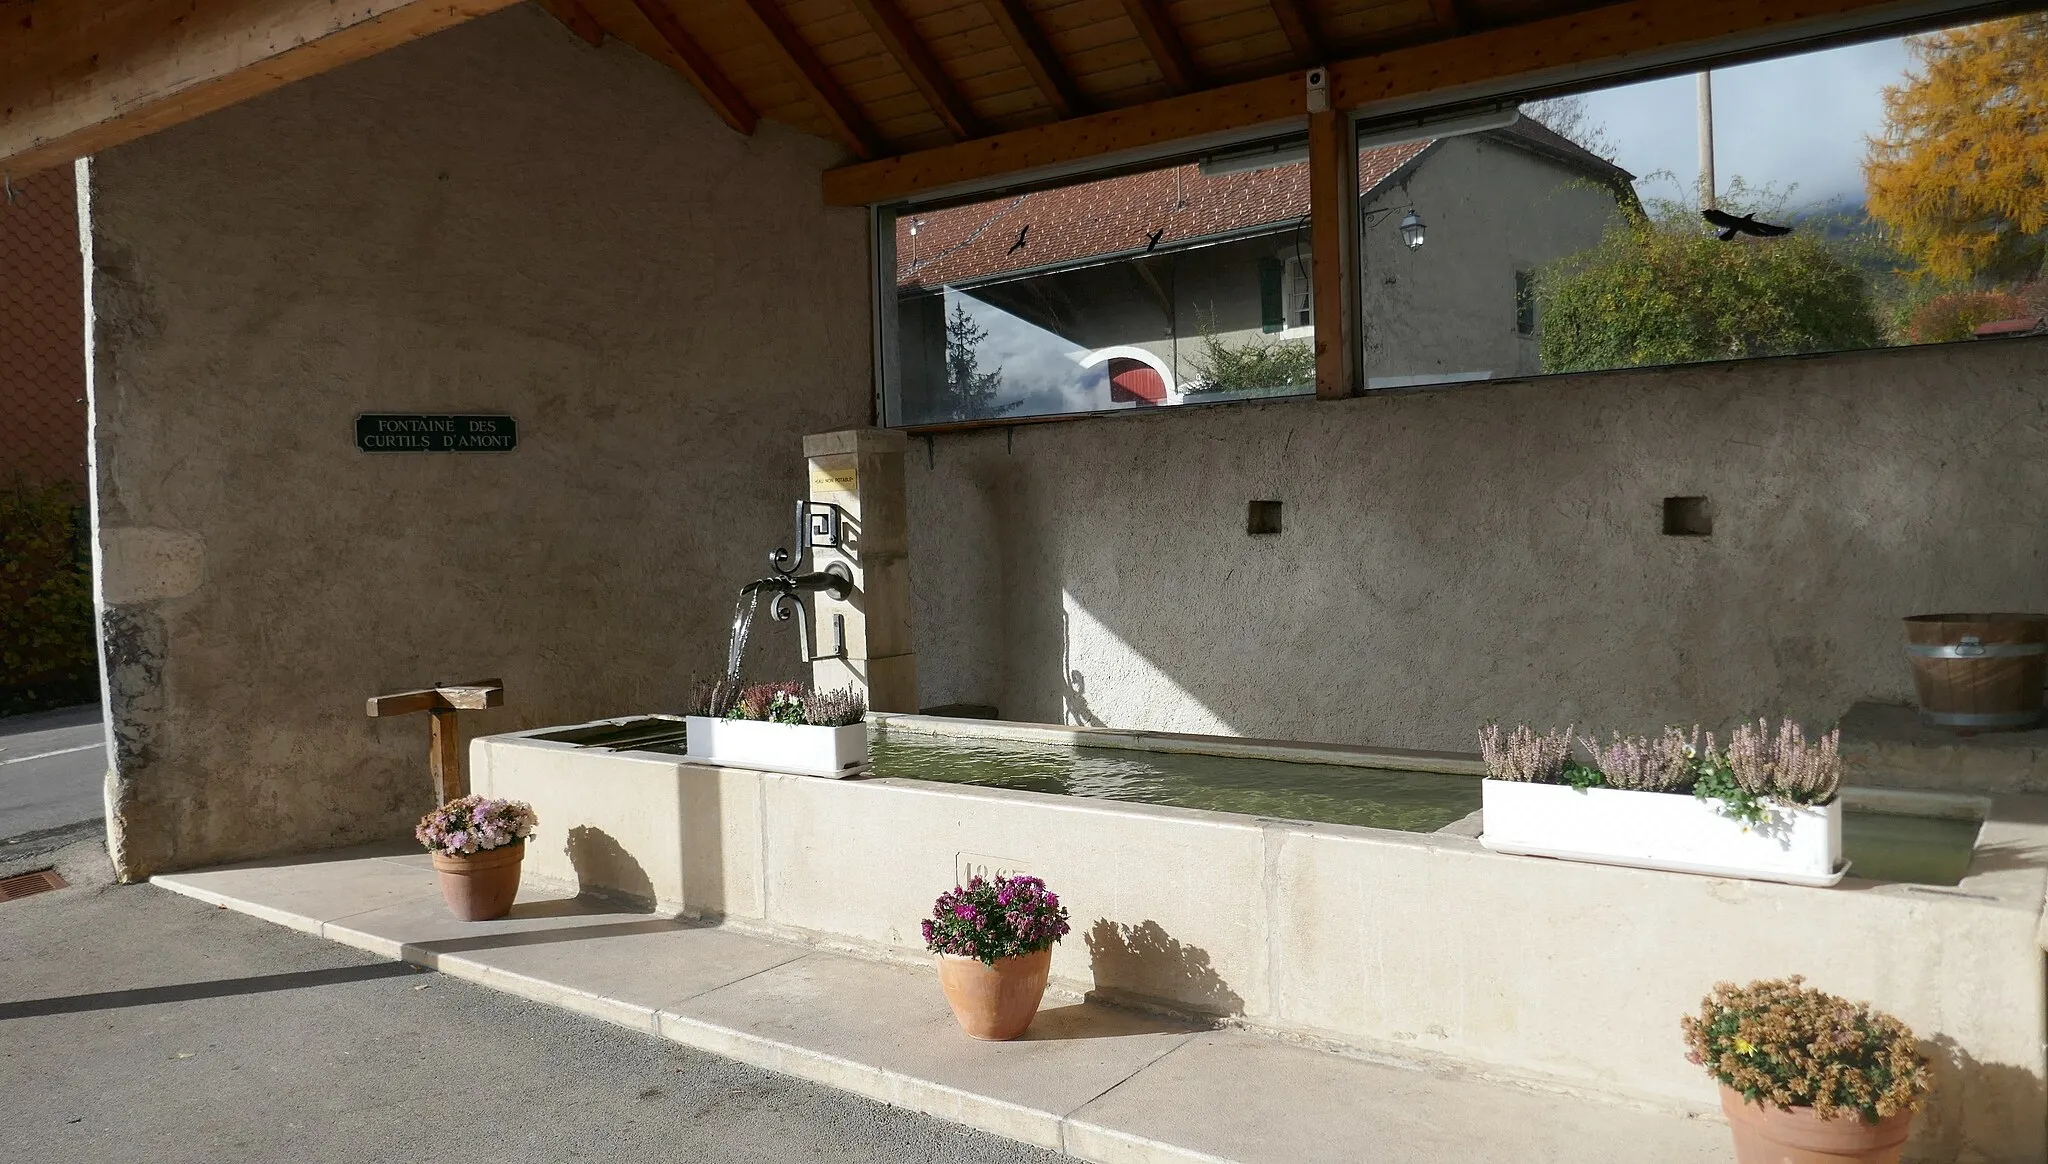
(431, 841, 524, 921)
(936, 947, 1052, 1040)
(1720, 1085, 1915, 1164)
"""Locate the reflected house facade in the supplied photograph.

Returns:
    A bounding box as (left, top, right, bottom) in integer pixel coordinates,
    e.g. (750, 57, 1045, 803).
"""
(891, 116, 1635, 425)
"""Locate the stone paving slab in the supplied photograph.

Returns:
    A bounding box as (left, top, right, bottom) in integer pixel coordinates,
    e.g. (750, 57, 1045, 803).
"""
(154, 848, 1732, 1164)
(1064, 1032, 1730, 1163)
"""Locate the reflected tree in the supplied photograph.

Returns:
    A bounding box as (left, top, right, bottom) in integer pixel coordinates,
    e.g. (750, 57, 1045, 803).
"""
(937, 303, 1023, 422)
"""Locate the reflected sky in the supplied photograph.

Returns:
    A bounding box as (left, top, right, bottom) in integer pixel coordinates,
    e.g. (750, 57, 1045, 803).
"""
(952, 290, 1124, 417)
(1582, 36, 1914, 209)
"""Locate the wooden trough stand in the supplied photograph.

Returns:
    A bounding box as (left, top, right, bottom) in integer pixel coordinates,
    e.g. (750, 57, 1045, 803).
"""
(366, 679, 505, 804)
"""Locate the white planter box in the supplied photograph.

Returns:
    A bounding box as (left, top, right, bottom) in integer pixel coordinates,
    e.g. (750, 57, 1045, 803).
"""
(684, 716, 868, 778)
(1479, 780, 1845, 887)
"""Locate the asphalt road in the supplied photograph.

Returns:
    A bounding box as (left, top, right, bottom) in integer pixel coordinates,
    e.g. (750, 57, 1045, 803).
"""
(0, 837, 1060, 1164)
(0, 703, 106, 841)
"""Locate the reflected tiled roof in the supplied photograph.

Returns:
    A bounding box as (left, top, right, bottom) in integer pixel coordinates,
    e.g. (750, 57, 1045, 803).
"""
(896, 119, 1630, 290)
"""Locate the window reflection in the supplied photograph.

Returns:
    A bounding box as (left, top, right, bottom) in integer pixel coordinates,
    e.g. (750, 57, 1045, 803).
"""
(889, 148, 1316, 425)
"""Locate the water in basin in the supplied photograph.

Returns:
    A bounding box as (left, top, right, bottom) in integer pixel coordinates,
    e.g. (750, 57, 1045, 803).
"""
(870, 735, 1481, 833)
(865, 733, 1981, 886)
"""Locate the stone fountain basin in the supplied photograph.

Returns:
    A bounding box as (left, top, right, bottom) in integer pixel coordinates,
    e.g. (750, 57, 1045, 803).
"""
(473, 714, 2048, 1161)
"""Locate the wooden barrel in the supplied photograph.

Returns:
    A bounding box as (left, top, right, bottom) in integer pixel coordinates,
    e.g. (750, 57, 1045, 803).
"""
(1903, 613, 2048, 731)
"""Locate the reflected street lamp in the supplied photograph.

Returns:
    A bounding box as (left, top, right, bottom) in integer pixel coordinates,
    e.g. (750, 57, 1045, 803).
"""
(1399, 211, 1426, 250)
(1363, 204, 1428, 250)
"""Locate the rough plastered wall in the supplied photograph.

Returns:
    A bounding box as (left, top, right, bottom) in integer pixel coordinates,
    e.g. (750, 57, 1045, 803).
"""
(908, 337, 2048, 750)
(86, 5, 870, 876)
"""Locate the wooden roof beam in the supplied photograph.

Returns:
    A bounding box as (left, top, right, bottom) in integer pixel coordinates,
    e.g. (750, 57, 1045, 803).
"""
(627, 0, 760, 135)
(539, 0, 607, 46)
(984, 0, 1089, 119)
(1269, 0, 1325, 66)
(1119, 0, 1200, 94)
(824, 0, 1958, 207)
(0, 0, 519, 176)
(1428, 0, 1465, 34)
(736, 0, 886, 159)
(850, 0, 983, 140)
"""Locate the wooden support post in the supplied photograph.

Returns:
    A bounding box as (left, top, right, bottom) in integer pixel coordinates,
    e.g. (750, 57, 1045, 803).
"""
(1308, 107, 1359, 400)
(367, 680, 505, 805)
(429, 709, 463, 803)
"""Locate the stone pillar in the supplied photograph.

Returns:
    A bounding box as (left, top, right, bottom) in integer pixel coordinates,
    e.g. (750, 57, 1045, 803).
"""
(804, 429, 917, 712)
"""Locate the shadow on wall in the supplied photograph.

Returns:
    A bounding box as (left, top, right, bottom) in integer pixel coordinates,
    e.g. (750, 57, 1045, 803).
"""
(1062, 612, 1104, 727)
(1084, 918, 1243, 1018)
(565, 825, 655, 913)
(1915, 1034, 2048, 1161)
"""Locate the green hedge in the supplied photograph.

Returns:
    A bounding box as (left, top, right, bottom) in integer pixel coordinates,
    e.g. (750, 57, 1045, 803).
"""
(1, 482, 97, 716)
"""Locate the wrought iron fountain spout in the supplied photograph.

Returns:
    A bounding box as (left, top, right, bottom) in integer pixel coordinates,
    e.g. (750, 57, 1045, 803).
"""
(719, 501, 852, 689)
(740, 566, 852, 602)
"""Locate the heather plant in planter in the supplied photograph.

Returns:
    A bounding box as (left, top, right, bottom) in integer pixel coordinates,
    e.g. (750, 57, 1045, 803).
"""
(416, 796, 538, 921)
(923, 875, 1072, 1040)
(1479, 718, 1845, 885)
(684, 679, 869, 778)
(1683, 977, 1929, 1163)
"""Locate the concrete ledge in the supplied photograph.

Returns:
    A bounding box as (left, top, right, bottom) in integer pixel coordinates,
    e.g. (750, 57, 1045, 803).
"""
(1845, 700, 2048, 796)
(152, 848, 1730, 1163)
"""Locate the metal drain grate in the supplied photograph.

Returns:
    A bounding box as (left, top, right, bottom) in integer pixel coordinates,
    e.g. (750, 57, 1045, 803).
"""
(0, 868, 66, 903)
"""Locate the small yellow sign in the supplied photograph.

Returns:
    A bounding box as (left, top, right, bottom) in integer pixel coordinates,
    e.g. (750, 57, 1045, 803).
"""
(809, 460, 857, 494)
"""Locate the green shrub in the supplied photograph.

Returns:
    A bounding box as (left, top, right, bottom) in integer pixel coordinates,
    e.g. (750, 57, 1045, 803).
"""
(1185, 332, 1315, 394)
(1537, 212, 1882, 372)
(0, 482, 97, 716)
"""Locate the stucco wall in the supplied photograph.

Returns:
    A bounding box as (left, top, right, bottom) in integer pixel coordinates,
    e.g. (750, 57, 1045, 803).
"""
(908, 337, 2048, 751)
(86, 6, 870, 876)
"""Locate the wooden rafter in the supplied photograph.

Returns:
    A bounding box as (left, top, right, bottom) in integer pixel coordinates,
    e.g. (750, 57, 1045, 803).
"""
(538, 0, 607, 47)
(824, 0, 1953, 206)
(849, 0, 982, 140)
(0, 0, 520, 177)
(1428, 0, 1463, 34)
(983, 0, 1088, 119)
(1118, 0, 1200, 94)
(627, 0, 758, 135)
(735, 0, 885, 159)
(1268, 0, 1323, 66)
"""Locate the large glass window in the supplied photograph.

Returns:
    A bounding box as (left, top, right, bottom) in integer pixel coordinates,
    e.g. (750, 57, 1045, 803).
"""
(877, 14, 2045, 427)
(1364, 13, 2046, 389)
(881, 140, 1316, 426)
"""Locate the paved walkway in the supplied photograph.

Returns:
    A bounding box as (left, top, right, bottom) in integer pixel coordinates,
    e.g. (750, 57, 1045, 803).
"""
(156, 845, 1733, 1163)
(4, 838, 1055, 1164)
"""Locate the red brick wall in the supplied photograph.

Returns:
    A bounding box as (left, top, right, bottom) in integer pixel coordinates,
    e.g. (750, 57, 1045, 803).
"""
(0, 168, 86, 489)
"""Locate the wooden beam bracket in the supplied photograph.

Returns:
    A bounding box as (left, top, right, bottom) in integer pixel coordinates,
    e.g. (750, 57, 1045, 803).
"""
(367, 678, 505, 804)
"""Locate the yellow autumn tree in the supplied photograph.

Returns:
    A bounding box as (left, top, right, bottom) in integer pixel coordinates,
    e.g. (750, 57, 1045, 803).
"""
(1865, 16, 2048, 283)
